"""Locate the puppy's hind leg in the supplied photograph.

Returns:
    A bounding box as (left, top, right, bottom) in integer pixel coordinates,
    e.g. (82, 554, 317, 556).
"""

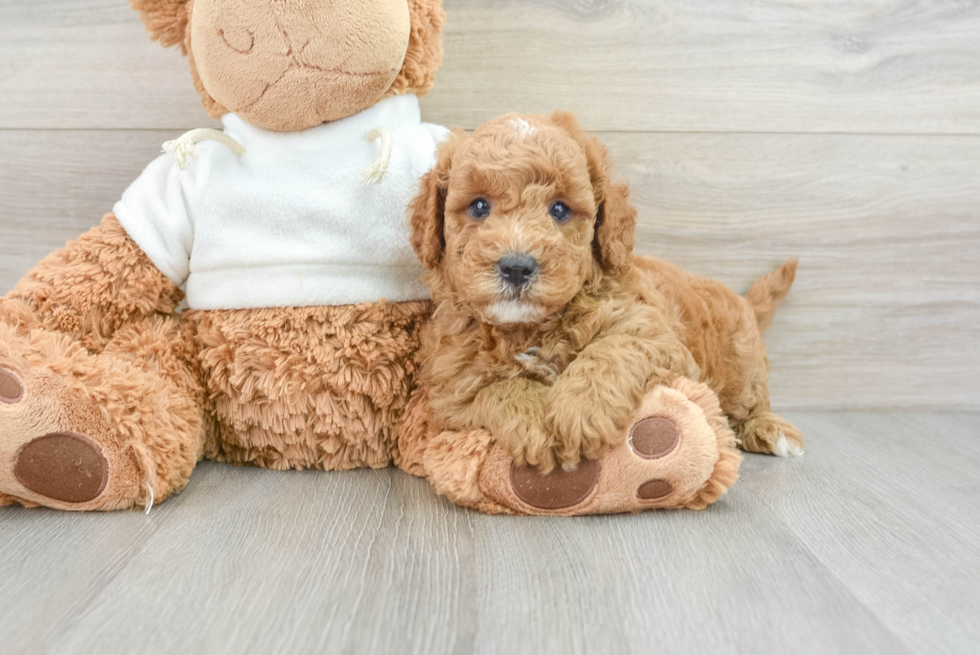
(734, 257, 803, 456)
(725, 354, 804, 457)
(733, 410, 804, 458)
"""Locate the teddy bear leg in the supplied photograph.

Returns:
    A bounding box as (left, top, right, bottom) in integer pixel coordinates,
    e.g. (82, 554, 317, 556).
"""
(423, 377, 742, 515)
(0, 317, 206, 511)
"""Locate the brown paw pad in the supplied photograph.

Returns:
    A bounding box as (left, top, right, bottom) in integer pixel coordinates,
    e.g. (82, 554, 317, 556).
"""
(629, 417, 679, 459)
(637, 478, 674, 500)
(0, 369, 23, 404)
(510, 459, 600, 510)
(14, 432, 108, 503)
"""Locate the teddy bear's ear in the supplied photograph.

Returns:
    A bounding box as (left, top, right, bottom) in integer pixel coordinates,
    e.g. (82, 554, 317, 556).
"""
(129, 0, 192, 51)
(549, 110, 636, 276)
(409, 130, 463, 269)
(389, 0, 446, 97)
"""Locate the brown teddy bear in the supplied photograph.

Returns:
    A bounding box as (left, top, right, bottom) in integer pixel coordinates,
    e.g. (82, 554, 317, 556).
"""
(0, 0, 447, 511)
(0, 0, 742, 515)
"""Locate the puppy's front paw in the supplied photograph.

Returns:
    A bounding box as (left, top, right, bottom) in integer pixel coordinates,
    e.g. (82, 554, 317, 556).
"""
(545, 385, 630, 469)
(495, 416, 558, 473)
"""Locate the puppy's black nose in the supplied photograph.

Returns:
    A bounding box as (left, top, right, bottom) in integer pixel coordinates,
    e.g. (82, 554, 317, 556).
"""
(497, 254, 539, 287)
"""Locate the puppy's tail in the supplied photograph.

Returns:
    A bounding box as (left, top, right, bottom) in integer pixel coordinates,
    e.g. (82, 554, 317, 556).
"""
(746, 258, 798, 334)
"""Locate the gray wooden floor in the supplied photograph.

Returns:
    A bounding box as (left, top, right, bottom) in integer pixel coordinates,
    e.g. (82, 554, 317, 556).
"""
(1, 411, 977, 655)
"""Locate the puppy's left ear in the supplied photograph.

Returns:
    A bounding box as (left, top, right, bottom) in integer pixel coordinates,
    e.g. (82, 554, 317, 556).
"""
(410, 130, 463, 269)
(550, 111, 636, 276)
(592, 176, 637, 276)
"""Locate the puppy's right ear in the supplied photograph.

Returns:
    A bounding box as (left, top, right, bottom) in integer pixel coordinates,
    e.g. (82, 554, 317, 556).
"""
(410, 130, 463, 269)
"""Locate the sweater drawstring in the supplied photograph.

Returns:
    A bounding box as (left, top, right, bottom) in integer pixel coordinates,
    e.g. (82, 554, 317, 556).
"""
(163, 126, 391, 182)
(163, 128, 246, 170)
(361, 128, 393, 185)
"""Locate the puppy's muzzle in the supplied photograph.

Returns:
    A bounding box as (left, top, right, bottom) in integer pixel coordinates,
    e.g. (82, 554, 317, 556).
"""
(497, 254, 538, 289)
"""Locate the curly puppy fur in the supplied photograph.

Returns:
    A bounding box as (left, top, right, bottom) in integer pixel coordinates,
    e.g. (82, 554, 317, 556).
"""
(409, 112, 803, 471)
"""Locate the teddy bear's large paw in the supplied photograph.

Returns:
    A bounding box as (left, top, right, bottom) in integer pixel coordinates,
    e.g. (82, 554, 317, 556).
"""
(0, 325, 151, 511)
(477, 379, 742, 515)
(0, 366, 114, 508)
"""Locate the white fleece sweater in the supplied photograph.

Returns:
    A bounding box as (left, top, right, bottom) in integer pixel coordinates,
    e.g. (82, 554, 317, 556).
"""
(113, 94, 447, 310)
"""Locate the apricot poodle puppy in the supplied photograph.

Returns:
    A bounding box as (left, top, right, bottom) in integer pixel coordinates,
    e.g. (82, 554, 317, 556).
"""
(409, 111, 803, 472)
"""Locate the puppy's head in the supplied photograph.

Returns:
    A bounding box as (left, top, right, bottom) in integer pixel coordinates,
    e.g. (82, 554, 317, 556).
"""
(410, 111, 636, 325)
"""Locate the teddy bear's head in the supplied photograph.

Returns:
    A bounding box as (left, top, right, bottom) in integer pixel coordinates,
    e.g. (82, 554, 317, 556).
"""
(130, 0, 445, 132)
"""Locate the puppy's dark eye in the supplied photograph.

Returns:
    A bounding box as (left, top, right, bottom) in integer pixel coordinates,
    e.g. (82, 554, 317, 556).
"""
(550, 201, 572, 223)
(469, 198, 491, 220)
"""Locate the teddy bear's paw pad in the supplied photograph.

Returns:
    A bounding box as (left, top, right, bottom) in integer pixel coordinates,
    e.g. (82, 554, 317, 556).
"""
(510, 458, 600, 510)
(636, 477, 673, 500)
(0, 370, 24, 404)
(629, 415, 682, 501)
(14, 433, 108, 503)
(629, 417, 679, 459)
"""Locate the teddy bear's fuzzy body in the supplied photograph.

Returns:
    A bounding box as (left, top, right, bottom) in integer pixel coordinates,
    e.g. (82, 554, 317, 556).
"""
(188, 300, 431, 472)
(0, 0, 447, 511)
(0, 216, 434, 511)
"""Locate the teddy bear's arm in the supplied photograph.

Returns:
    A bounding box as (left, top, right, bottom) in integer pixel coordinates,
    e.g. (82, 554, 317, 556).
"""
(3, 213, 183, 348)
